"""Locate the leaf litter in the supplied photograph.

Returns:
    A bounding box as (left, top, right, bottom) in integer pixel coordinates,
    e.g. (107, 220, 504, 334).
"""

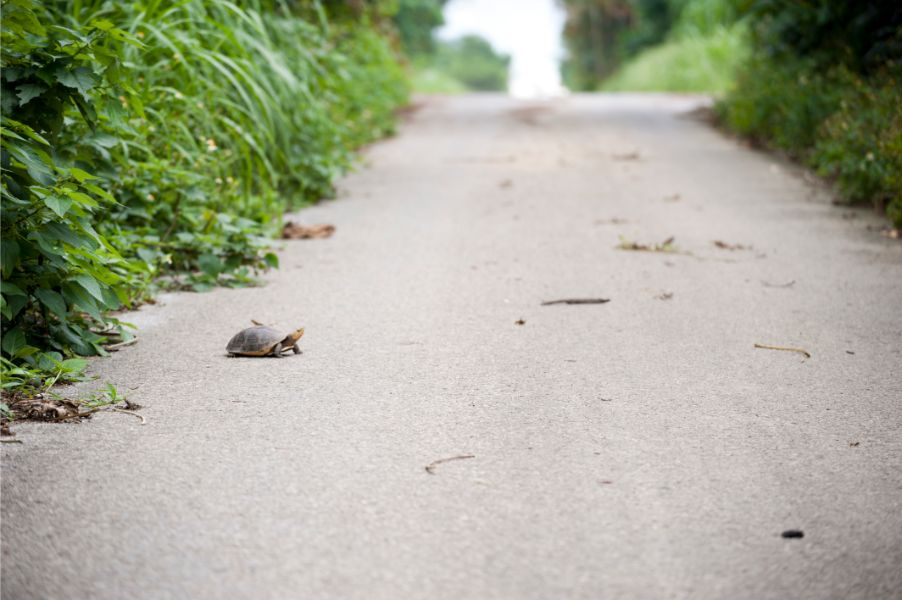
(282, 222, 335, 239)
(713, 240, 750, 251)
(618, 236, 677, 253)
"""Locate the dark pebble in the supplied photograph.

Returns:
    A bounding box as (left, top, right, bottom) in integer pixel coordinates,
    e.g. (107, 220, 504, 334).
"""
(781, 530, 804, 539)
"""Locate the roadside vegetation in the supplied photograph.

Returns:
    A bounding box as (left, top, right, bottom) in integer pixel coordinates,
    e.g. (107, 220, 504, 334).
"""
(394, 0, 510, 93)
(1, 0, 408, 410)
(718, 2, 902, 226)
(561, 0, 901, 226)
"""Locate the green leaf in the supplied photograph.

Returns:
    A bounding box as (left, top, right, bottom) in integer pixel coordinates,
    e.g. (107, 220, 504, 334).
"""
(0, 240, 20, 277)
(7, 144, 54, 185)
(74, 275, 105, 304)
(55, 67, 98, 96)
(43, 195, 73, 218)
(59, 358, 88, 373)
(68, 167, 96, 182)
(62, 283, 103, 321)
(89, 19, 115, 31)
(198, 254, 223, 277)
(2, 117, 51, 145)
(4, 295, 28, 320)
(2, 328, 26, 356)
(0, 281, 27, 297)
(16, 82, 47, 105)
(81, 182, 116, 203)
(263, 252, 279, 268)
(34, 288, 68, 319)
(62, 189, 98, 208)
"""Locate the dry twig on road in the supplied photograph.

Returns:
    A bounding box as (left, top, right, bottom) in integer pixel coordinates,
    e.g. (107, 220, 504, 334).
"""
(754, 343, 811, 359)
(425, 454, 475, 475)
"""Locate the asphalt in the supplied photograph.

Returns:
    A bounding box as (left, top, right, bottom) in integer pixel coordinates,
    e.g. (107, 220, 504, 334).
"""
(3, 94, 901, 600)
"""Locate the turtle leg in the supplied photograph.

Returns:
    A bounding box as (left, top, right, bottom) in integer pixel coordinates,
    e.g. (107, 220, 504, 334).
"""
(291, 344, 301, 355)
(271, 342, 283, 358)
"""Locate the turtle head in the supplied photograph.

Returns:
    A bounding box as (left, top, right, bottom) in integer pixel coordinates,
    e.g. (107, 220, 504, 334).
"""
(286, 327, 305, 343)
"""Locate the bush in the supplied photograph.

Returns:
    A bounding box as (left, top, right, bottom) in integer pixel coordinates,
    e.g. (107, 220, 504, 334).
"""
(603, 23, 747, 93)
(432, 35, 510, 92)
(1, 0, 408, 394)
(719, 1, 901, 225)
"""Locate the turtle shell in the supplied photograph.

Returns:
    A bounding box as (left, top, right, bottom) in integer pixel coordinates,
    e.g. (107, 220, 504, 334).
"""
(226, 326, 285, 356)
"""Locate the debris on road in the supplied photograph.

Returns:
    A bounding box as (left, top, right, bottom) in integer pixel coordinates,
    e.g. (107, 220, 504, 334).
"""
(612, 151, 641, 161)
(713, 240, 749, 251)
(541, 298, 611, 306)
(111, 408, 146, 424)
(867, 225, 900, 239)
(618, 236, 676, 253)
(762, 280, 796, 288)
(849, 441, 860, 447)
(655, 291, 674, 300)
(781, 530, 805, 539)
(282, 222, 335, 239)
(515, 319, 526, 325)
(754, 343, 811, 359)
(425, 454, 475, 475)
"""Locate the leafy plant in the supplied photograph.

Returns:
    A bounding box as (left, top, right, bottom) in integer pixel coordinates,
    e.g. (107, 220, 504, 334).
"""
(1, 0, 409, 397)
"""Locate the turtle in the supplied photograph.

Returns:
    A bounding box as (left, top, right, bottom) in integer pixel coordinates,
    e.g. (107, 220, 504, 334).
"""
(226, 326, 304, 358)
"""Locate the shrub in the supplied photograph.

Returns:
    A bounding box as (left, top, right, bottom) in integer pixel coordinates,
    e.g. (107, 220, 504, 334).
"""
(1, 0, 408, 394)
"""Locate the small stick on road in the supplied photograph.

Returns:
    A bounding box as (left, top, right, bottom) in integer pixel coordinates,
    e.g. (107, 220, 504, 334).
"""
(111, 408, 146, 424)
(541, 298, 610, 306)
(754, 343, 811, 359)
(425, 454, 475, 475)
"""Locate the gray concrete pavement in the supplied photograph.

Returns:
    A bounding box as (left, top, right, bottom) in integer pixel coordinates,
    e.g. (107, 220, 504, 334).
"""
(3, 94, 901, 600)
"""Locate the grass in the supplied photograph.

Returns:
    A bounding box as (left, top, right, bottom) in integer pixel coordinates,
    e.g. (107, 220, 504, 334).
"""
(602, 24, 748, 94)
(409, 64, 468, 94)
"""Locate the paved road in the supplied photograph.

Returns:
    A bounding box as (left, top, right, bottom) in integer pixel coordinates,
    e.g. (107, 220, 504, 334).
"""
(3, 95, 901, 600)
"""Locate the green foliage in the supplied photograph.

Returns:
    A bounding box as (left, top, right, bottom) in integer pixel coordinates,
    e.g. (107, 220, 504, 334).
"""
(721, 60, 902, 225)
(744, 0, 901, 74)
(393, 0, 448, 56)
(561, 0, 743, 90)
(432, 36, 510, 92)
(409, 63, 468, 93)
(1, 0, 408, 391)
(603, 22, 747, 92)
(720, 2, 902, 225)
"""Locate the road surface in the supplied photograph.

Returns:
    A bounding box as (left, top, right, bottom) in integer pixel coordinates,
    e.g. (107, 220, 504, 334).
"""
(3, 95, 901, 599)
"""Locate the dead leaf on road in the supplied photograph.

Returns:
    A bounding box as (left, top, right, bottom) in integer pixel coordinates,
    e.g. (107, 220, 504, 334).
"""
(618, 236, 676, 253)
(713, 240, 750, 251)
(282, 222, 335, 239)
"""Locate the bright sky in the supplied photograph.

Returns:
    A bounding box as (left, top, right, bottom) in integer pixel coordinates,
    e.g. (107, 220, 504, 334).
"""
(438, 0, 567, 98)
